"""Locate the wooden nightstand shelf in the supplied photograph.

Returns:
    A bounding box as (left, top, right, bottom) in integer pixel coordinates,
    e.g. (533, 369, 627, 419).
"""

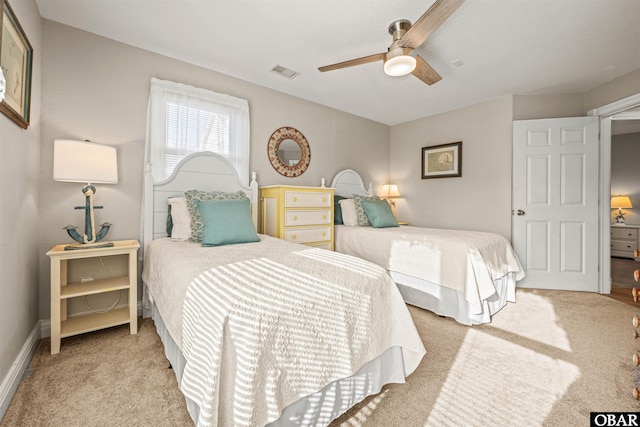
(46, 240, 140, 354)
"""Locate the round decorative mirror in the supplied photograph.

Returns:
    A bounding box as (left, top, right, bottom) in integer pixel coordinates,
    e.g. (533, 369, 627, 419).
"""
(267, 127, 311, 177)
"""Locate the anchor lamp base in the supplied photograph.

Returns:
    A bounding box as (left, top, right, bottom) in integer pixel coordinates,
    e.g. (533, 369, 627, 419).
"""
(63, 221, 113, 248)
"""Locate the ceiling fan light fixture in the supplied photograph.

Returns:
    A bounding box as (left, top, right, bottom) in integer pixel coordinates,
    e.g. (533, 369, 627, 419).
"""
(384, 48, 416, 77)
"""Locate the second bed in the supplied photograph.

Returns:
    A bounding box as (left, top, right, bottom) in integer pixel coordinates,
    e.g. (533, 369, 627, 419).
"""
(331, 169, 524, 325)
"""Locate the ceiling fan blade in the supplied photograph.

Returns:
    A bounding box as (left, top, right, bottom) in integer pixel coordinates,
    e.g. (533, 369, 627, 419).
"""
(318, 53, 386, 72)
(399, 0, 465, 49)
(412, 55, 442, 85)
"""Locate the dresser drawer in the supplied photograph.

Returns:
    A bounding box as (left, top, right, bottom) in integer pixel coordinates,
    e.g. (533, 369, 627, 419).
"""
(611, 240, 636, 252)
(284, 191, 331, 208)
(611, 227, 638, 241)
(285, 210, 331, 226)
(284, 226, 331, 244)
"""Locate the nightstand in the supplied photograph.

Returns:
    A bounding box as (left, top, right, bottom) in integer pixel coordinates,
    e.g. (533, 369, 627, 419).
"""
(46, 240, 140, 354)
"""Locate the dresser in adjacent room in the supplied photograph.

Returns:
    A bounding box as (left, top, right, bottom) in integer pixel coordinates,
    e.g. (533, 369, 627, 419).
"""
(260, 185, 334, 250)
(611, 225, 640, 258)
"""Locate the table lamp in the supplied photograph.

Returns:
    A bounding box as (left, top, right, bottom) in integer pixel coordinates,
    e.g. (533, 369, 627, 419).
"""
(53, 139, 118, 248)
(611, 195, 633, 225)
(381, 184, 401, 206)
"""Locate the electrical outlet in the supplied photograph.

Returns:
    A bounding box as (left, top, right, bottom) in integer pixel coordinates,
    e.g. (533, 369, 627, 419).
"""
(80, 276, 94, 283)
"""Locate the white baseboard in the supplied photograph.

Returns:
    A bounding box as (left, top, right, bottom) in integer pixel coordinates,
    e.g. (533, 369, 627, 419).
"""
(0, 321, 41, 421)
(40, 319, 50, 339)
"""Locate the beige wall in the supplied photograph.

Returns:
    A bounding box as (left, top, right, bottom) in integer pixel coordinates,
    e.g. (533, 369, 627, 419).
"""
(584, 68, 640, 112)
(37, 21, 390, 319)
(611, 132, 640, 225)
(390, 96, 514, 238)
(388, 92, 606, 241)
(513, 93, 585, 120)
(0, 0, 42, 415)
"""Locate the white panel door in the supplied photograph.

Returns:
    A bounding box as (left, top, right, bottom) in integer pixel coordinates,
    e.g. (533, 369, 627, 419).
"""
(513, 117, 599, 291)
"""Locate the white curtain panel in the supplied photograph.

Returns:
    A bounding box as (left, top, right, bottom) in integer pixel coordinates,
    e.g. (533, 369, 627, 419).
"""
(144, 77, 250, 184)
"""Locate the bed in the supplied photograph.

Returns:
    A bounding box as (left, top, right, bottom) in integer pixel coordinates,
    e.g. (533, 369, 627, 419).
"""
(140, 152, 426, 427)
(330, 169, 524, 326)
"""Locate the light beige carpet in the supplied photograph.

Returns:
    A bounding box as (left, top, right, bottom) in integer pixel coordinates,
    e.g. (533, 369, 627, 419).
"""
(2, 289, 639, 427)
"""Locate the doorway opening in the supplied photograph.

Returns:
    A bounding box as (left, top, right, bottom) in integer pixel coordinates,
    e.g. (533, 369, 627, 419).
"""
(609, 114, 640, 304)
(590, 94, 640, 296)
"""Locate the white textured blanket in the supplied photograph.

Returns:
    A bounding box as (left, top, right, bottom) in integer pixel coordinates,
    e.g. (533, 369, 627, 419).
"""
(142, 236, 425, 427)
(335, 225, 524, 310)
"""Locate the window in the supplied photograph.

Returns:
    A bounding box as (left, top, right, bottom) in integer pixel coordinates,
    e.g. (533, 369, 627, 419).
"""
(145, 78, 250, 184)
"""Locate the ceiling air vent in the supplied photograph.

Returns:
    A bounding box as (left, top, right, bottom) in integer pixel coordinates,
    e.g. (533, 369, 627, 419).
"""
(270, 65, 299, 80)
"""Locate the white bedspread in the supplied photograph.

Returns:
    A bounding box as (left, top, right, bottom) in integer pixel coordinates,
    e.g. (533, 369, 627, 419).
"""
(335, 225, 524, 311)
(142, 236, 425, 427)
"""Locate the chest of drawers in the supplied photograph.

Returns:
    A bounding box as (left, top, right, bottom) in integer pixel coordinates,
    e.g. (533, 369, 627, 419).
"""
(610, 226, 640, 258)
(260, 186, 334, 250)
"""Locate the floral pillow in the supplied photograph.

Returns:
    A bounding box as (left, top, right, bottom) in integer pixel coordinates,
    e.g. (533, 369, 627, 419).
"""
(353, 194, 381, 226)
(184, 189, 248, 242)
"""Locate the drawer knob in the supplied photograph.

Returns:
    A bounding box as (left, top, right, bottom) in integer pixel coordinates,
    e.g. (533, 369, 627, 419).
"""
(292, 196, 298, 202)
(322, 197, 326, 202)
(322, 214, 327, 220)
(291, 234, 297, 239)
(293, 215, 298, 221)
(321, 232, 326, 237)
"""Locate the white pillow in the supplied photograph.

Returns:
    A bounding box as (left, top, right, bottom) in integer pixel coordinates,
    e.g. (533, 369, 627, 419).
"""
(339, 198, 359, 226)
(168, 197, 191, 241)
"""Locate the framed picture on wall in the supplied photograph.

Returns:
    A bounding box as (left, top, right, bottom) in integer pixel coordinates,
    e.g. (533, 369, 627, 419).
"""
(0, 0, 33, 129)
(421, 141, 462, 179)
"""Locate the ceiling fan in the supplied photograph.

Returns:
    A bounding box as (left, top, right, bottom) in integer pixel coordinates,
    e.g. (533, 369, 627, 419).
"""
(318, 0, 465, 85)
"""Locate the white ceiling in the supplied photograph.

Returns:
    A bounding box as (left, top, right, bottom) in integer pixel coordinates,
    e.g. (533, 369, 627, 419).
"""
(35, 0, 640, 126)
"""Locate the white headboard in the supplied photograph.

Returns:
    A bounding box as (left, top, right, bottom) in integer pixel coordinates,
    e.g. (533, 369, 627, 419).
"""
(142, 151, 258, 251)
(330, 169, 373, 198)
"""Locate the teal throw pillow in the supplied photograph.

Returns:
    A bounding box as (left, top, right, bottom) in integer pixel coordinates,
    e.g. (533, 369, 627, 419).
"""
(197, 199, 260, 246)
(362, 200, 399, 228)
(185, 189, 247, 242)
(166, 204, 173, 237)
(334, 195, 346, 225)
(353, 194, 381, 226)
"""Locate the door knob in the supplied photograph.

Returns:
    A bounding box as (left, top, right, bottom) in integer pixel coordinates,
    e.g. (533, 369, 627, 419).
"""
(512, 209, 526, 216)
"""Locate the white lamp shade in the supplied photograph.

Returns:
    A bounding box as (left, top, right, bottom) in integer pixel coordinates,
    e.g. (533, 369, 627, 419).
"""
(53, 139, 118, 184)
(611, 195, 633, 209)
(381, 184, 401, 198)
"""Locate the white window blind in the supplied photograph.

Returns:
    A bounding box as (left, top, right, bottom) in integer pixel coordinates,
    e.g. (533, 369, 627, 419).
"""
(145, 78, 250, 184)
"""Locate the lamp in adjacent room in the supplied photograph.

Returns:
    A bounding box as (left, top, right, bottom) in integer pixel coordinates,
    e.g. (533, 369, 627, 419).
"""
(611, 195, 633, 225)
(381, 184, 401, 207)
(53, 139, 118, 248)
